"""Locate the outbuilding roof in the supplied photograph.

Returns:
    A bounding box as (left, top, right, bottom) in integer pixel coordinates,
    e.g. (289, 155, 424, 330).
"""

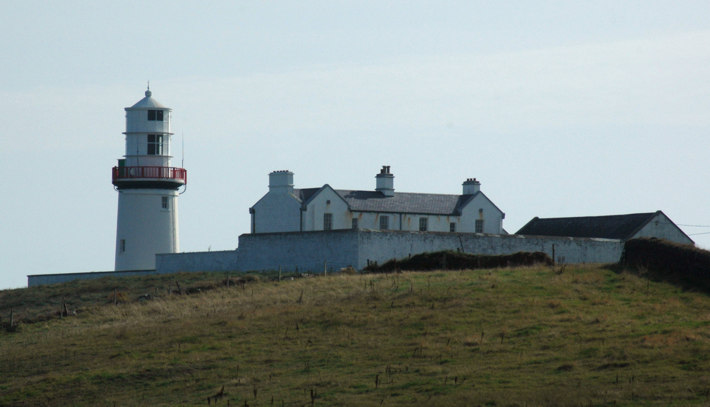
(515, 211, 664, 240)
(295, 188, 502, 216)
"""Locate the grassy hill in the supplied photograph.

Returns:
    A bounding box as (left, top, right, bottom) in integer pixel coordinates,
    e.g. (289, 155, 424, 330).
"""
(2, 265, 710, 406)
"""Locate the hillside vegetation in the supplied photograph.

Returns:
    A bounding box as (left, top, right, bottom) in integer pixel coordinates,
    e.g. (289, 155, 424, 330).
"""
(2, 265, 710, 406)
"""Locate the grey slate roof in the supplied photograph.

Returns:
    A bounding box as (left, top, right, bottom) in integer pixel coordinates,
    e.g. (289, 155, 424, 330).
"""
(515, 212, 660, 240)
(295, 188, 482, 216)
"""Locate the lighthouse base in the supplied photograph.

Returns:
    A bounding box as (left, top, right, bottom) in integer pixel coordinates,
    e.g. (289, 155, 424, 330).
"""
(115, 188, 180, 271)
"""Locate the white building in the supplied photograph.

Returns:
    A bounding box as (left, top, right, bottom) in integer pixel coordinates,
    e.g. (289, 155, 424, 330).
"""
(250, 166, 505, 235)
(112, 88, 187, 270)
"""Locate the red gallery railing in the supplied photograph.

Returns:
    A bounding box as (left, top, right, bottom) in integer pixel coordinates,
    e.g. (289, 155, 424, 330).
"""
(112, 166, 187, 184)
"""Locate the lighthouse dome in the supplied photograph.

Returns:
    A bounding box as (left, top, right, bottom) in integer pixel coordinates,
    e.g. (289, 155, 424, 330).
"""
(128, 88, 168, 110)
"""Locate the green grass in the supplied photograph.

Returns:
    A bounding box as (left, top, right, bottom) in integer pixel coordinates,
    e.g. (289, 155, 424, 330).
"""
(2, 265, 710, 406)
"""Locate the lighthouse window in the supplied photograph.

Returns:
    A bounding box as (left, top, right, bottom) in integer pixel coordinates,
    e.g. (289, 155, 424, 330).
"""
(148, 110, 163, 121)
(120, 239, 126, 253)
(147, 134, 164, 155)
(161, 196, 169, 210)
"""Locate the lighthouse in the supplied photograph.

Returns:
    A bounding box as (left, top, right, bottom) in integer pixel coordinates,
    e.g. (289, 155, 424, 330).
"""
(112, 88, 187, 271)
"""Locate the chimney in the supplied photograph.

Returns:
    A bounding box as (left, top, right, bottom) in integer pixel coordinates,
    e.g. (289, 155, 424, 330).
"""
(268, 170, 294, 194)
(375, 165, 394, 197)
(462, 177, 480, 195)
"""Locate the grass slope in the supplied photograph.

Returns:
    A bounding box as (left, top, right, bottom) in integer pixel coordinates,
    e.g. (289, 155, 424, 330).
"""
(2, 266, 710, 406)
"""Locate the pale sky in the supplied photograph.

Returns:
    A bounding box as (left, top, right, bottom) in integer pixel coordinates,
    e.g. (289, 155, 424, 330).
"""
(2, 1, 709, 289)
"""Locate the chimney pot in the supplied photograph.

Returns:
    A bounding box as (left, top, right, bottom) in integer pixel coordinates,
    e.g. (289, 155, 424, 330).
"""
(269, 170, 294, 194)
(462, 177, 481, 195)
(375, 165, 395, 196)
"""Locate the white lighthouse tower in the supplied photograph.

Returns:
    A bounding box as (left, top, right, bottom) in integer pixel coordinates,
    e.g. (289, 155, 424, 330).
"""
(112, 87, 186, 271)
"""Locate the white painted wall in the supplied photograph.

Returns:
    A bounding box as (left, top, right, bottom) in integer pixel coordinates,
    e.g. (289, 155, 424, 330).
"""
(252, 193, 504, 234)
(339, 194, 505, 233)
(352, 212, 400, 231)
(235, 230, 358, 272)
(125, 109, 171, 133)
(155, 230, 624, 275)
(401, 213, 458, 232)
(302, 187, 350, 231)
(251, 192, 302, 233)
(124, 134, 172, 167)
(459, 194, 504, 234)
(357, 231, 623, 268)
(633, 212, 694, 245)
(156, 250, 240, 274)
(28, 270, 159, 287)
(28, 230, 631, 285)
(298, 192, 502, 234)
(354, 212, 460, 232)
(115, 188, 179, 270)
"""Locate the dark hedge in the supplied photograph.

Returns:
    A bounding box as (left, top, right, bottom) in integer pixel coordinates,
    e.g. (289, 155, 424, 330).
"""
(621, 238, 710, 290)
(364, 250, 553, 272)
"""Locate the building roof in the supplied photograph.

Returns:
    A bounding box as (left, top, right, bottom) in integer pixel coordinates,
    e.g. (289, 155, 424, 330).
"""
(295, 188, 500, 216)
(127, 89, 168, 110)
(515, 211, 664, 240)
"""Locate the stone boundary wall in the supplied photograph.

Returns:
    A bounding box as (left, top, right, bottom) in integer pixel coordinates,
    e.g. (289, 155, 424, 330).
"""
(28, 269, 156, 287)
(357, 231, 623, 267)
(28, 231, 624, 286)
(236, 229, 358, 272)
(158, 230, 623, 274)
(155, 250, 240, 275)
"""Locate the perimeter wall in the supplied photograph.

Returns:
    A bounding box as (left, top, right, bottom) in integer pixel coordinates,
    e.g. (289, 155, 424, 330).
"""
(28, 270, 156, 287)
(29, 230, 624, 286)
(157, 230, 624, 274)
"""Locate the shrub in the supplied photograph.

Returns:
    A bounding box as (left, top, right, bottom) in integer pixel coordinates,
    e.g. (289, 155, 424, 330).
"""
(621, 238, 710, 290)
(364, 250, 552, 272)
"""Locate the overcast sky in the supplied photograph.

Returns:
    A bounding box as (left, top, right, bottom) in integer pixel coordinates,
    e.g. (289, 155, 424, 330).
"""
(2, 1, 709, 289)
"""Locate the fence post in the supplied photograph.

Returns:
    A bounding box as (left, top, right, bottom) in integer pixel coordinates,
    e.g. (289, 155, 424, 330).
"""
(552, 244, 556, 266)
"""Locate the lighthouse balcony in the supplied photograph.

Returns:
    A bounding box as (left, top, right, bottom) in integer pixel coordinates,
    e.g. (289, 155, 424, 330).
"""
(112, 166, 187, 190)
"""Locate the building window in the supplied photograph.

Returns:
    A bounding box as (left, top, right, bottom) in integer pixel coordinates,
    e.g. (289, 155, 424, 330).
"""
(324, 213, 333, 231)
(147, 134, 164, 155)
(419, 217, 428, 231)
(148, 110, 164, 121)
(475, 219, 484, 233)
(120, 239, 126, 253)
(352, 218, 358, 229)
(161, 196, 169, 210)
(380, 215, 389, 230)
(450, 222, 456, 232)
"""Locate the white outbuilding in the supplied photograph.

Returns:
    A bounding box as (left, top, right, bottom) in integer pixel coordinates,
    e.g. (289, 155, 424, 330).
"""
(250, 166, 506, 235)
(112, 88, 187, 270)
(516, 211, 693, 245)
